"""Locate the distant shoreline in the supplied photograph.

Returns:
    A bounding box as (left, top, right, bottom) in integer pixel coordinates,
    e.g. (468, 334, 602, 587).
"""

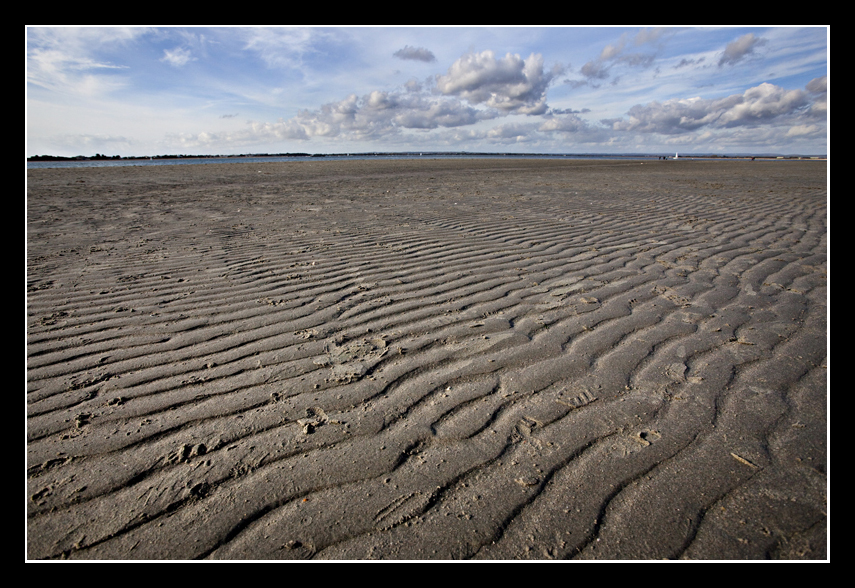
(27, 151, 828, 169)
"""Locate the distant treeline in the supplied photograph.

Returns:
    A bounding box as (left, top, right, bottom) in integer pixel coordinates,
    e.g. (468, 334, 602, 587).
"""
(29, 154, 122, 161)
(27, 153, 315, 162)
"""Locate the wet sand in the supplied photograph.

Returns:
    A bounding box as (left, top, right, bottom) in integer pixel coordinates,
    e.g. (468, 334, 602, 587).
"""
(26, 158, 828, 560)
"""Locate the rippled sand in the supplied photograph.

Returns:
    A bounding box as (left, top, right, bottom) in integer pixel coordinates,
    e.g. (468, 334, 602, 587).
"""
(27, 158, 827, 560)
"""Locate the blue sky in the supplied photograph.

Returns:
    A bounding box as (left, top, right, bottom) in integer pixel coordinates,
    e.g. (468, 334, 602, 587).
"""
(26, 26, 828, 157)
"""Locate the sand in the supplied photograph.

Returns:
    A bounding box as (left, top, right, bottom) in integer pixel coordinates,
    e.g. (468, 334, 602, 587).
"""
(26, 158, 828, 560)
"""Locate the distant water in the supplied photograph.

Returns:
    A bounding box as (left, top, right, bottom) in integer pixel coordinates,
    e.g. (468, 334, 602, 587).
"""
(26, 153, 665, 170)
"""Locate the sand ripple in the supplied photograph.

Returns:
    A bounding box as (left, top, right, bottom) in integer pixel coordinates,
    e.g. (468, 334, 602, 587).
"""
(27, 159, 827, 559)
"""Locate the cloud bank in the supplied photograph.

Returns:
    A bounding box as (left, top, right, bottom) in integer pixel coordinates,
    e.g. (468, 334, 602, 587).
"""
(272, 50, 562, 142)
(608, 81, 816, 134)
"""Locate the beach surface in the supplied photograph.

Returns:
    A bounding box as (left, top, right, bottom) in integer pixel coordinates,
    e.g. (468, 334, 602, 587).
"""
(26, 158, 827, 560)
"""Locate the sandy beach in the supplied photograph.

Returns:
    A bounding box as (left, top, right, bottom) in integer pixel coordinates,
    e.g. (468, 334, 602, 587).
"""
(26, 158, 827, 560)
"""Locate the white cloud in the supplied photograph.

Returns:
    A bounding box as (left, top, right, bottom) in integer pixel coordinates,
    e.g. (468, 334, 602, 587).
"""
(241, 27, 320, 70)
(27, 49, 128, 96)
(161, 47, 195, 67)
(717, 82, 808, 125)
(26, 29, 135, 96)
(435, 50, 560, 115)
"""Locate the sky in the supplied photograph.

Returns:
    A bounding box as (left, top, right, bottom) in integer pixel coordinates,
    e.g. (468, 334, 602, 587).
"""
(25, 26, 829, 157)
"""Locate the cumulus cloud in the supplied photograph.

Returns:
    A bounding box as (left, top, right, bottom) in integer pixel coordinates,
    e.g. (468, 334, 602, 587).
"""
(394, 45, 436, 62)
(718, 33, 767, 66)
(435, 50, 561, 115)
(608, 82, 815, 135)
(393, 97, 492, 129)
(718, 83, 809, 125)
